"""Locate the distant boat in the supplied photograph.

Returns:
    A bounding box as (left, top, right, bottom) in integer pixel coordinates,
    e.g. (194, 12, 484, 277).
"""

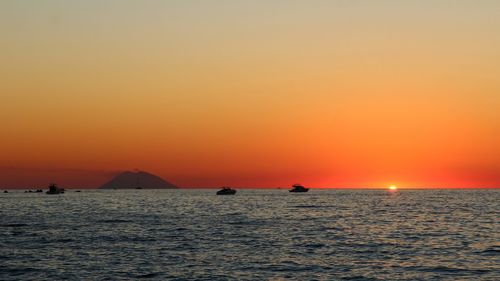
(3, 190, 7, 193)
(217, 187, 237, 195)
(289, 184, 309, 193)
(46, 184, 64, 195)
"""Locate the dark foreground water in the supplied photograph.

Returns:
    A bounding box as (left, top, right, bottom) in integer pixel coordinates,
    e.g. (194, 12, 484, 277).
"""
(0, 189, 498, 280)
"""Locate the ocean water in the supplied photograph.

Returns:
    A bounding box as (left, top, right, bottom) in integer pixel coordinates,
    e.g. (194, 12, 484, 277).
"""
(0, 189, 498, 280)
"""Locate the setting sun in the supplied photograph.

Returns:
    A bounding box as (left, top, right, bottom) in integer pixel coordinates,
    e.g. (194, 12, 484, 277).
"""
(389, 185, 398, 191)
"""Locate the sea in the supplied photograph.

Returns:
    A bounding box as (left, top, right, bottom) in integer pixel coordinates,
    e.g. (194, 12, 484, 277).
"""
(0, 189, 498, 280)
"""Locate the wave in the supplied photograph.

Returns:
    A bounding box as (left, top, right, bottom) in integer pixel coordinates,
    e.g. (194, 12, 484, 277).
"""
(0, 223, 28, 227)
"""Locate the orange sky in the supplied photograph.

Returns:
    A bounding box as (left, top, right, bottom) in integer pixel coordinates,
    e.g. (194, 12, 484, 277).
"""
(0, 1, 499, 188)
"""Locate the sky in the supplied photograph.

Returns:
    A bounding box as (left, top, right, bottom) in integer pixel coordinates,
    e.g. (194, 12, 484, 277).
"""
(1, 0, 499, 188)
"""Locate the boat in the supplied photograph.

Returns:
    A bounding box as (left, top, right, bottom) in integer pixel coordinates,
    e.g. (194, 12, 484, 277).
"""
(46, 184, 64, 195)
(216, 187, 237, 195)
(289, 184, 309, 193)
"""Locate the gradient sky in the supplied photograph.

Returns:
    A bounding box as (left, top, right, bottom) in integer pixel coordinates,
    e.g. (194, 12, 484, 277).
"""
(1, 0, 499, 188)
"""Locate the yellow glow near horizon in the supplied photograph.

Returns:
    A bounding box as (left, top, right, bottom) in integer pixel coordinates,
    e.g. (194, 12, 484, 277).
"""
(389, 185, 398, 191)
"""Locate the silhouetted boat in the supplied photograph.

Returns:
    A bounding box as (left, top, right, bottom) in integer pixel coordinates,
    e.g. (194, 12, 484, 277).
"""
(3, 190, 7, 193)
(217, 187, 236, 195)
(289, 184, 309, 193)
(35, 189, 43, 193)
(46, 184, 64, 195)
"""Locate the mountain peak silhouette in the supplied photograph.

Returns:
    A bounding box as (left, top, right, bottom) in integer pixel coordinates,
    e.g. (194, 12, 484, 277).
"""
(99, 171, 178, 189)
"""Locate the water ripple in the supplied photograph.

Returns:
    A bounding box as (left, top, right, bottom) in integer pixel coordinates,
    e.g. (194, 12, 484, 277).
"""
(0, 189, 498, 280)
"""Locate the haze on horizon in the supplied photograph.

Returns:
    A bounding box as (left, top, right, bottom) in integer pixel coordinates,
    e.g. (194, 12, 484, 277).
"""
(1, 0, 499, 188)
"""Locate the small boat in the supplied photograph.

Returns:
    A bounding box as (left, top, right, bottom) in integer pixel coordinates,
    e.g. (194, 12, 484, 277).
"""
(289, 184, 309, 193)
(46, 184, 64, 195)
(3, 190, 7, 193)
(217, 187, 237, 195)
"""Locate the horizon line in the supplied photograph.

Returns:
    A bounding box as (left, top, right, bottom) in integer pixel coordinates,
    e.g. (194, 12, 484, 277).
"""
(2, 186, 499, 190)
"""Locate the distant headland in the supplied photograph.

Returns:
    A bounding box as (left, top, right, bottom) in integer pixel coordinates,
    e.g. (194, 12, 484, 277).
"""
(99, 171, 178, 189)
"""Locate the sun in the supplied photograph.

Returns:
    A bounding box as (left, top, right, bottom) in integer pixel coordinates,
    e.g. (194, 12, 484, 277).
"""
(389, 185, 398, 191)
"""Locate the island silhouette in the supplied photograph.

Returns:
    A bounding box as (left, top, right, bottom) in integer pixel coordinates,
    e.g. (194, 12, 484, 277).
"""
(99, 171, 178, 189)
